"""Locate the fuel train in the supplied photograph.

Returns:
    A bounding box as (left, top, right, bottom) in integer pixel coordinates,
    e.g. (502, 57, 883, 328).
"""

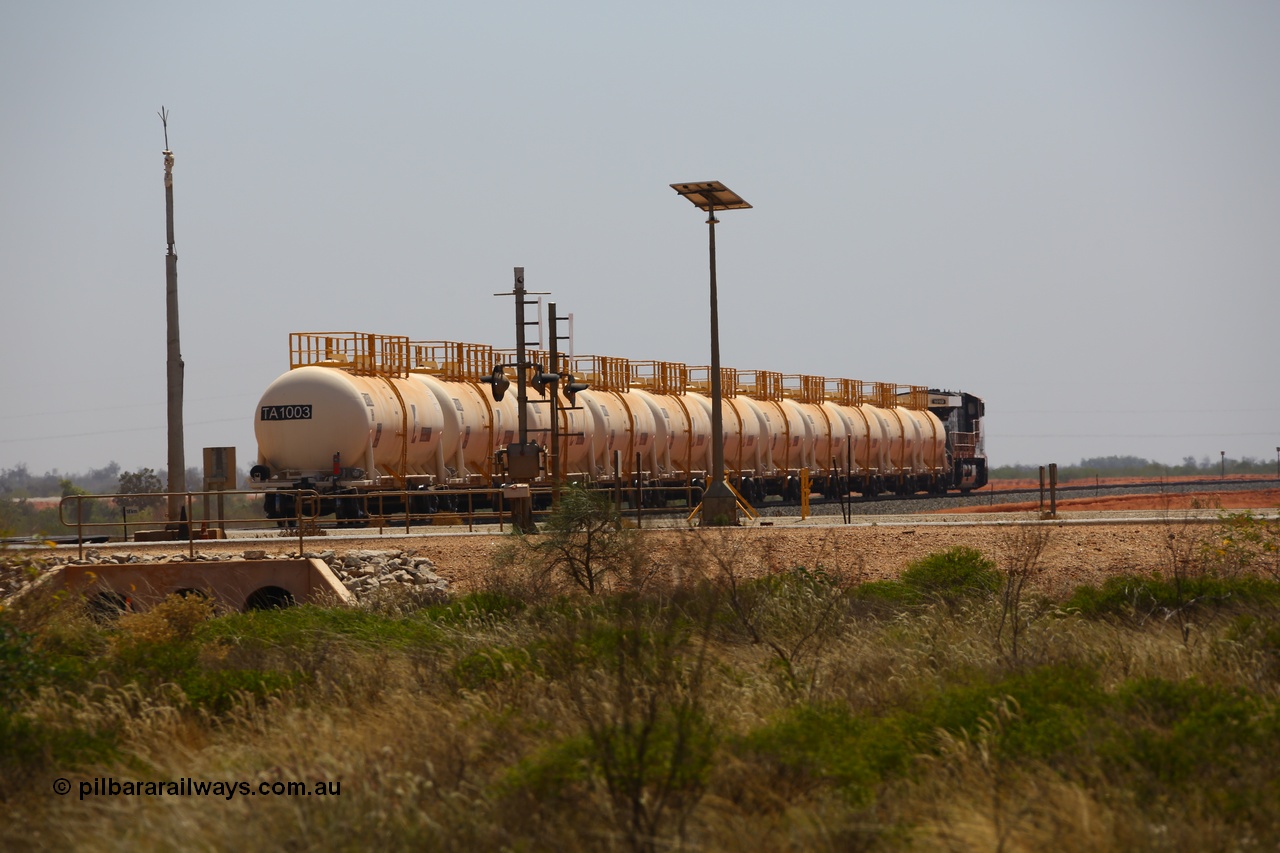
(249, 332, 987, 521)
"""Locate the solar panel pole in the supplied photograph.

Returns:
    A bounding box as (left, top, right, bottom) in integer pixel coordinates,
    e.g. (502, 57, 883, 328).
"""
(670, 182, 751, 526)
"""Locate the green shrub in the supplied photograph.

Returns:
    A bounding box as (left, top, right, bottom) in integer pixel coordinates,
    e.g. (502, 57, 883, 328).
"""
(853, 547, 999, 606)
(909, 664, 1107, 763)
(499, 732, 594, 803)
(900, 547, 999, 600)
(736, 703, 907, 805)
(513, 484, 640, 594)
(178, 668, 298, 715)
(737, 664, 1108, 806)
(201, 604, 445, 650)
(451, 645, 541, 690)
(0, 620, 46, 707)
(1202, 512, 1280, 578)
(1112, 678, 1280, 816)
(0, 708, 119, 800)
(1223, 614, 1280, 680)
(426, 591, 525, 626)
(1064, 574, 1280, 619)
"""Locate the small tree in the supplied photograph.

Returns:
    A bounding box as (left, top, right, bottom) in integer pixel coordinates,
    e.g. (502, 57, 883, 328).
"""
(550, 590, 718, 851)
(115, 468, 164, 516)
(511, 485, 640, 595)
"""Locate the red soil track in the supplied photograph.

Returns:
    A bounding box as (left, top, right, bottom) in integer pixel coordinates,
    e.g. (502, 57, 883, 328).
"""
(942, 476, 1279, 514)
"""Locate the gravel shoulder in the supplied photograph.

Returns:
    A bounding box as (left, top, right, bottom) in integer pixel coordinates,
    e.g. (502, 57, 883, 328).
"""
(11, 487, 1276, 602)
(47, 510, 1259, 600)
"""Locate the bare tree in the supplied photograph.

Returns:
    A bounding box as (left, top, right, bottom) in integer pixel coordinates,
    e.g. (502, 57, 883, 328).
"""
(994, 523, 1051, 664)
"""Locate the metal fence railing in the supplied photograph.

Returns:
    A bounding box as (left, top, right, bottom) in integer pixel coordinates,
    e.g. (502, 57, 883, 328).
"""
(47, 480, 716, 560)
(58, 490, 323, 560)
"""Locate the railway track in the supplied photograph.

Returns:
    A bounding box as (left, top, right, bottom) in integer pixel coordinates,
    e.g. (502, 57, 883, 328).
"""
(757, 474, 1275, 510)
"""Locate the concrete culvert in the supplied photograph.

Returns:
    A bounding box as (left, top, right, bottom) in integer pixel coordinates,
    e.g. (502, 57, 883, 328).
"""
(244, 585, 296, 611)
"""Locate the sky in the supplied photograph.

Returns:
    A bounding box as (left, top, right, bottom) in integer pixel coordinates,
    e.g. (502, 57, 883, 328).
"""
(2, 1, 1278, 481)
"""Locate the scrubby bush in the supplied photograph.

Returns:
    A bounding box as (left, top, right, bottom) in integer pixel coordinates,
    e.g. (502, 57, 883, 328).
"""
(856, 546, 999, 606)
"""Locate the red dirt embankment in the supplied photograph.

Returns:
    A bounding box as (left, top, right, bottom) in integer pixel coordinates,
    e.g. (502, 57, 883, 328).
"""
(937, 488, 1280, 515)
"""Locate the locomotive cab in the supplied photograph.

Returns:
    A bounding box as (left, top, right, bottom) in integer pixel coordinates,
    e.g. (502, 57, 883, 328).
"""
(927, 390, 988, 493)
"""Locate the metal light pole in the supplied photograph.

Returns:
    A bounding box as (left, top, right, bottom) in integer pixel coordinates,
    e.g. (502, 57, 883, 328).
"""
(670, 181, 751, 526)
(1221, 450, 1226, 479)
(160, 108, 185, 524)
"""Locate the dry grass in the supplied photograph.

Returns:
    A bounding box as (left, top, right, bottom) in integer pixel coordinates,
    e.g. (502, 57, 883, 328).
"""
(3, 514, 1279, 851)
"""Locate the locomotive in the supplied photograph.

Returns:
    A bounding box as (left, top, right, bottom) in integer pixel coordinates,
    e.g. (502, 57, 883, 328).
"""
(248, 332, 987, 521)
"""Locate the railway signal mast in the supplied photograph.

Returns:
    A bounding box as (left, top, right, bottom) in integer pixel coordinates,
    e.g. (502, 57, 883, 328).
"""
(486, 267, 549, 532)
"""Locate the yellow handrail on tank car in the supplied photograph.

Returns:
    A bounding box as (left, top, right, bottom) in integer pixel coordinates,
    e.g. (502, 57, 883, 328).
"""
(290, 332, 410, 378)
(631, 360, 688, 396)
(735, 369, 782, 401)
(568, 354, 631, 393)
(409, 341, 497, 382)
(824, 377, 859, 407)
(894, 385, 929, 411)
(687, 366, 738, 398)
(782, 374, 825, 404)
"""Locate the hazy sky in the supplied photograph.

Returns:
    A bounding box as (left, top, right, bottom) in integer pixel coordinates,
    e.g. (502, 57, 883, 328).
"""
(2, 1, 1277, 480)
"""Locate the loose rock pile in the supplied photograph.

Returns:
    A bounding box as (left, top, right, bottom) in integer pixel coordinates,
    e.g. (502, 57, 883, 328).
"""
(318, 549, 451, 598)
(0, 548, 450, 604)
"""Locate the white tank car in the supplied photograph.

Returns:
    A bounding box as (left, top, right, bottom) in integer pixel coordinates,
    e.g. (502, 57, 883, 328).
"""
(254, 362, 549, 487)
(255, 365, 447, 483)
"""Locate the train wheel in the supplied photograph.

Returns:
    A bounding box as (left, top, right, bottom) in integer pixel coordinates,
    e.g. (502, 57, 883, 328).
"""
(267, 493, 297, 527)
(783, 476, 799, 502)
(411, 493, 440, 515)
(335, 495, 368, 528)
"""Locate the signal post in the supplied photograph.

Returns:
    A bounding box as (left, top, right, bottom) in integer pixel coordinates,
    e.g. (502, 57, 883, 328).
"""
(483, 271, 589, 531)
(483, 268, 544, 532)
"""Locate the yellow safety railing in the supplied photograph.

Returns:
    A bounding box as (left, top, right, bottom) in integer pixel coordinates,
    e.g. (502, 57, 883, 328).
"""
(410, 341, 498, 382)
(568, 354, 631, 393)
(631, 361, 689, 395)
(782, 374, 825, 404)
(735, 370, 783, 401)
(290, 332, 411, 378)
(688, 366, 738, 397)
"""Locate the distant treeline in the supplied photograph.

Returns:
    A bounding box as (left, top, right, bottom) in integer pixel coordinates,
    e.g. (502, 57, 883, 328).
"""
(1, 462, 251, 539)
(991, 454, 1278, 480)
(0, 462, 229, 499)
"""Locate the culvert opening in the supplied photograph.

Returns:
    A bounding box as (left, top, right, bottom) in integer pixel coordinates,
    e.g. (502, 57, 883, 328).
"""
(244, 585, 296, 611)
(87, 591, 130, 621)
